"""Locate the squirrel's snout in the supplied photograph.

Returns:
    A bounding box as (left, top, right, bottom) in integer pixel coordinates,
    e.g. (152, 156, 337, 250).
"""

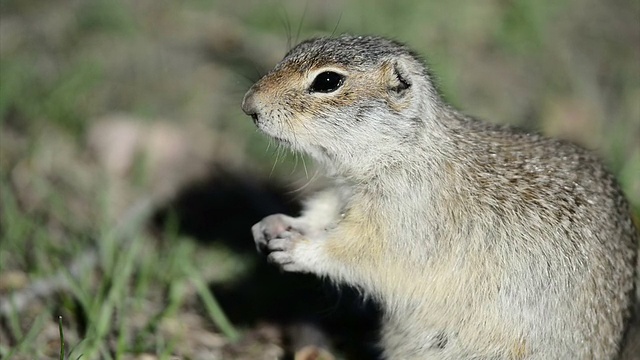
(242, 88, 260, 124)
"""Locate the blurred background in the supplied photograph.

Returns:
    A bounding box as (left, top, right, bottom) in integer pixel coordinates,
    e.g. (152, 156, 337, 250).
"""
(1, 0, 638, 359)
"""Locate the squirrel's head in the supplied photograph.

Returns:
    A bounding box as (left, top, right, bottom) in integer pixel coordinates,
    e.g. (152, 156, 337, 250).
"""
(242, 35, 443, 174)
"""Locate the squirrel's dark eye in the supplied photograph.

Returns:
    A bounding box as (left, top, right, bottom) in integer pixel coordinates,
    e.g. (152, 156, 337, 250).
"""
(309, 71, 345, 93)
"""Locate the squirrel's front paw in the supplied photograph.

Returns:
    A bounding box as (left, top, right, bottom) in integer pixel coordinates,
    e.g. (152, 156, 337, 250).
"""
(264, 231, 310, 272)
(252, 214, 315, 273)
(252, 214, 302, 253)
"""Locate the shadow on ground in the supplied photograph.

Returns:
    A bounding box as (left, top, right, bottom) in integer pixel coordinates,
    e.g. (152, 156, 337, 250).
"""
(153, 170, 382, 359)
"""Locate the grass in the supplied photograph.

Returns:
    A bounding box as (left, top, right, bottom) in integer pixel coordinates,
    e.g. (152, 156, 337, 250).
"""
(0, 0, 638, 359)
(1, 187, 244, 358)
(59, 316, 65, 360)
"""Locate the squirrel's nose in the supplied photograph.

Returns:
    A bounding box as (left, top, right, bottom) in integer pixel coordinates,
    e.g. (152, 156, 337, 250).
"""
(241, 88, 260, 123)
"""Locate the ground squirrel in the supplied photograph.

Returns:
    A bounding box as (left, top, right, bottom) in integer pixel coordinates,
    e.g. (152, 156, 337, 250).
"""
(241, 35, 638, 359)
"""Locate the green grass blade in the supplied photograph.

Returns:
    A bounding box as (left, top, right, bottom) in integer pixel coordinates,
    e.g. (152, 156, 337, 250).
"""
(185, 264, 240, 342)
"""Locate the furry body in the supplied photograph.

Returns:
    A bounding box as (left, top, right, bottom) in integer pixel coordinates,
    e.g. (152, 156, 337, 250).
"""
(242, 35, 638, 359)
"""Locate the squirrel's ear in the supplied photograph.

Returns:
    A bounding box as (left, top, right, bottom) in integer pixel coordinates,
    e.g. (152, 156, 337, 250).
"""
(386, 59, 412, 97)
